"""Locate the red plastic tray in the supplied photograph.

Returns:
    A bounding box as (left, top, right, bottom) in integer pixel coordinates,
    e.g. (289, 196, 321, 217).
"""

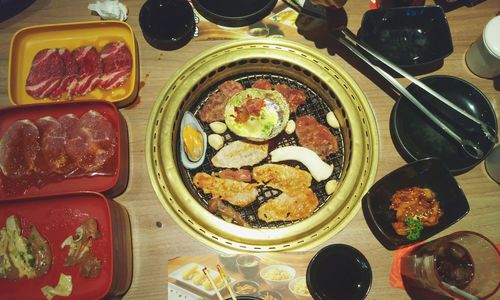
(0, 192, 114, 300)
(0, 100, 128, 201)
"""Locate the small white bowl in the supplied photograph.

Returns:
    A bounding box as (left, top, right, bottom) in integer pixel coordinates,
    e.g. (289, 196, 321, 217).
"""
(288, 276, 313, 299)
(259, 265, 296, 290)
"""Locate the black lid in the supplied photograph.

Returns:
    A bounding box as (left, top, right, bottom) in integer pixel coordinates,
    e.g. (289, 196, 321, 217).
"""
(139, 0, 196, 51)
(192, 0, 278, 27)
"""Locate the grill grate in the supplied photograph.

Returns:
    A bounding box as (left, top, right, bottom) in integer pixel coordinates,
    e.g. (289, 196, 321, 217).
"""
(177, 73, 345, 229)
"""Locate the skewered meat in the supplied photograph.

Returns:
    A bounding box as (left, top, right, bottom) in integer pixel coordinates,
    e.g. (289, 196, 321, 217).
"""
(252, 164, 312, 194)
(193, 172, 258, 207)
(211, 140, 268, 169)
(390, 187, 443, 236)
(0, 120, 40, 179)
(258, 188, 319, 222)
(296, 115, 338, 159)
(199, 80, 244, 123)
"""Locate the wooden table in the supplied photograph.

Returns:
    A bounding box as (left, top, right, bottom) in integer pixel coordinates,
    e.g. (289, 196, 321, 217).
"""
(1, 1, 498, 299)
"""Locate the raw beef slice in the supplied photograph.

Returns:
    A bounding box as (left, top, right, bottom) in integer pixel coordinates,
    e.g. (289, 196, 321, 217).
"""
(25, 48, 65, 99)
(0, 120, 40, 179)
(69, 46, 102, 97)
(49, 48, 79, 99)
(64, 110, 117, 172)
(99, 42, 132, 90)
(35, 116, 76, 174)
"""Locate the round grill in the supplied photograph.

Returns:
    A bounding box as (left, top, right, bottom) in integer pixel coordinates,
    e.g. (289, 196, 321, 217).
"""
(180, 73, 345, 228)
(147, 39, 379, 252)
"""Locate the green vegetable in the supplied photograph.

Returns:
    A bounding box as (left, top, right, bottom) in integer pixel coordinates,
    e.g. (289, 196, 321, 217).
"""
(405, 217, 424, 241)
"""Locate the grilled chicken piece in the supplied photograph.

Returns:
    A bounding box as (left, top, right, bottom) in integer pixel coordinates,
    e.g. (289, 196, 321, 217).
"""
(252, 164, 312, 194)
(193, 172, 259, 207)
(211, 141, 268, 169)
(258, 188, 319, 222)
(389, 187, 443, 236)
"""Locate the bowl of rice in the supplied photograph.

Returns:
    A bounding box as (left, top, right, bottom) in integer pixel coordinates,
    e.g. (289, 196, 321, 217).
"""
(289, 276, 312, 299)
(259, 265, 296, 290)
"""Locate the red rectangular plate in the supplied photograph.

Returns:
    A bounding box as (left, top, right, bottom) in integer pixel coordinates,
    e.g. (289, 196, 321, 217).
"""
(0, 192, 114, 300)
(0, 100, 128, 201)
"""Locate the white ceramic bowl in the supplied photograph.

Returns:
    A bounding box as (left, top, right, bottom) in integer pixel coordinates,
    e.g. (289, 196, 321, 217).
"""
(259, 265, 296, 290)
(288, 276, 313, 299)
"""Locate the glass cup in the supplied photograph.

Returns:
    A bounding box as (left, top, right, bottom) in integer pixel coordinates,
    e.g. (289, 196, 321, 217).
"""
(485, 144, 500, 184)
(401, 231, 500, 299)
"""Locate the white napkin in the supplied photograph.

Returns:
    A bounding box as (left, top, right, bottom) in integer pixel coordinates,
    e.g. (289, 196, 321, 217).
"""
(88, 0, 128, 21)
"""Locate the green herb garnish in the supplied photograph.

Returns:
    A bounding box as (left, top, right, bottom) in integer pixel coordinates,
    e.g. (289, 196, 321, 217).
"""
(405, 217, 423, 241)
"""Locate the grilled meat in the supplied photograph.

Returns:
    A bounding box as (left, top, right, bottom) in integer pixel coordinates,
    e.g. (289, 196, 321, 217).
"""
(211, 140, 268, 169)
(193, 172, 259, 207)
(252, 163, 312, 194)
(258, 188, 319, 222)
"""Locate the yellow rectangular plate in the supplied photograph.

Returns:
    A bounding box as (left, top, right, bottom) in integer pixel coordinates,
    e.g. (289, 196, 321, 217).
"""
(8, 20, 138, 107)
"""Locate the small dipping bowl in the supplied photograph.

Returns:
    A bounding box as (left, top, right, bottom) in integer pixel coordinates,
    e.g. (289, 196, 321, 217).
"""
(218, 252, 239, 272)
(307, 244, 372, 300)
(139, 0, 195, 50)
(236, 255, 261, 280)
(233, 280, 261, 297)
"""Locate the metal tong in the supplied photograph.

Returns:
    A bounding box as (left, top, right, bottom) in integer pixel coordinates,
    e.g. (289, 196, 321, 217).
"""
(337, 28, 497, 159)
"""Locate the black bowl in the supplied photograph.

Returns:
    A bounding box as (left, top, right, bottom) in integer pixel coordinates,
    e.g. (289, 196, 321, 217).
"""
(139, 0, 196, 51)
(391, 75, 497, 175)
(362, 158, 470, 250)
(192, 0, 277, 27)
(236, 255, 261, 280)
(357, 6, 453, 68)
(307, 244, 372, 300)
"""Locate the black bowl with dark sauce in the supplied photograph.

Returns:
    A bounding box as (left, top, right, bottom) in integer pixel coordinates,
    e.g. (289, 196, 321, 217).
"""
(139, 0, 196, 51)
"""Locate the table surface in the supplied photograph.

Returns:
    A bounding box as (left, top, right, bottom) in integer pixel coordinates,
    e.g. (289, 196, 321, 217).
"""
(1, 1, 499, 299)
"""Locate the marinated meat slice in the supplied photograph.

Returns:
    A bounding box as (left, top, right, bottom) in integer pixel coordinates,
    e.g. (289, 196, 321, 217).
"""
(25, 48, 65, 99)
(0, 120, 40, 179)
(70, 46, 102, 97)
(99, 42, 132, 90)
(273, 84, 306, 113)
(218, 80, 244, 97)
(35, 116, 76, 174)
(211, 141, 268, 169)
(296, 115, 338, 159)
(250, 79, 307, 112)
(252, 79, 273, 90)
(28, 225, 52, 277)
(252, 164, 312, 194)
(64, 110, 117, 172)
(198, 80, 244, 123)
(258, 188, 319, 222)
(217, 169, 252, 182)
(208, 198, 250, 227)
(49, 48, 79, 99)
(63, 218, 102, 279)
(193, 172, 259, 207)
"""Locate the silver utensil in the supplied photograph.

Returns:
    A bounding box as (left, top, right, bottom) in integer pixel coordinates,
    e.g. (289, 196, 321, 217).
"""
(340, 28, 498, 145)
(337, 34, 484, 159)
